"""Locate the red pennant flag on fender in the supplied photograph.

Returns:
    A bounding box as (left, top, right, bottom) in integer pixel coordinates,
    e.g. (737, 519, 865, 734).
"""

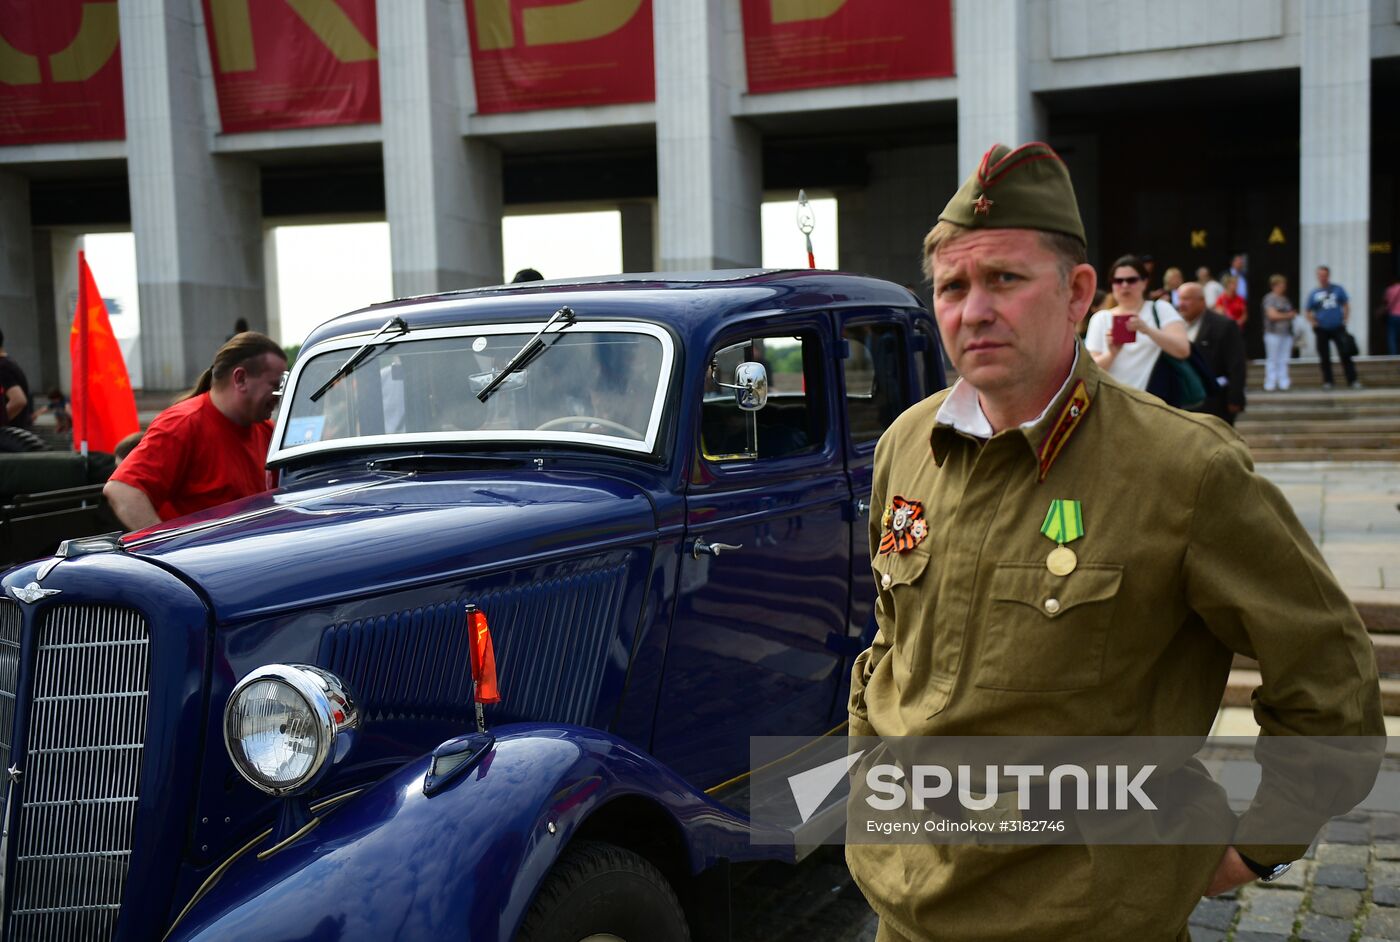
(70, 252, 139, 455)
(467, 607, 501, 705)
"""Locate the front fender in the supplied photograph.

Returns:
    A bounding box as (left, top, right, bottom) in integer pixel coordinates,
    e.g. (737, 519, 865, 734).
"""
(168, 724, 786, 942)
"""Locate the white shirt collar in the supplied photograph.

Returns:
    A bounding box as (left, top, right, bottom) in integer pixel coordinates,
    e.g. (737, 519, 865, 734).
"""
(934, 346, 1080, 440)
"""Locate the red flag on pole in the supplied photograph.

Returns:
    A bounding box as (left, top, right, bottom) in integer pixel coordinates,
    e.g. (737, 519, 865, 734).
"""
(70, 252, 139, 455)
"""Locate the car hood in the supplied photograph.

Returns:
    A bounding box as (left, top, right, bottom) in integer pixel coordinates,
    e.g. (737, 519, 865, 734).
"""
(128, 470, 656, 621)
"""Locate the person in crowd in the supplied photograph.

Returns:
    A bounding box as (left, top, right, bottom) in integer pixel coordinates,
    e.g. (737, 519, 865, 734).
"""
(1305, 265, 1360, 389)
(1197, 265, 1225, 310)
(1214, 274, 1247, 329)
(1261, 274, 1297, 391)
(104, 332, 286, 530)
(1085, 254, 1190, 391)
(1152, 266, 1183, 305)
(0, 330, 33, 429)
(848, 140, 1382, 942)
(511, 268, 544, 283)
(1383, 274, 1400, 356)
(33, 388, 72, 433)
(1141, 253, 1159, 295)
(1229, 253, 1249, 302)
(1177, 281, 1246, 424)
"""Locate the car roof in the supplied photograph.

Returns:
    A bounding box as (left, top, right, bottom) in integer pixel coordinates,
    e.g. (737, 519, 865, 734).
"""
(298, 269, 925, 350)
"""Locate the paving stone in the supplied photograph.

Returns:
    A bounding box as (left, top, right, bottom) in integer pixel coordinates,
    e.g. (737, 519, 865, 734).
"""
(1324, 820, 1371, 844)
(1378, 844, 1400, 861)
(1378, 861, 1400, 887)
(1299, 912, 1356, 942)
(1366, 906, 1400, 939)
(1318, 842, 1370, 866)
(1378, 885, 1400, 907)
(1310, 887, 1363, 919)
(1189, 898, 1238, 931)
(1234, 932, 1293, 942)
(1315, 864, 1368, 889)
(1373, 815, 1400, 841)
(1236, 889, 1305, 935)
(1189, 931, 1225, 942)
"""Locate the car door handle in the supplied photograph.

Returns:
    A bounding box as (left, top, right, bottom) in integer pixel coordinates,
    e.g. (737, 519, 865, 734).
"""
(691, 539, 743, 559)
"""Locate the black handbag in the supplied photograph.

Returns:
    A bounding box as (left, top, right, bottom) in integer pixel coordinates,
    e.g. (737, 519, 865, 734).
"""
(1146, 302, 1211, 410)
(1340, 331, 1359, 358)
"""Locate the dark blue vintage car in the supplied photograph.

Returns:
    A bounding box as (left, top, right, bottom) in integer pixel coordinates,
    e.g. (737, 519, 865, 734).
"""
(0, 269, 943, 942)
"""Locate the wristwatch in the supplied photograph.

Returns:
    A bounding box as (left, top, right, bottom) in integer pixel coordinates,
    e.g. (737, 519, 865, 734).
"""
(1238, 851, 1292, 883)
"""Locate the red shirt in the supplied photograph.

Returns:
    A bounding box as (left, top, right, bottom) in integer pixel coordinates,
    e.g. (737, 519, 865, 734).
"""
(112, 393, 273, 521)
(1216, 293, 1247, 326)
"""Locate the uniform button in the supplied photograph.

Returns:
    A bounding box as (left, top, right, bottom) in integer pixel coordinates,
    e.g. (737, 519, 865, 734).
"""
(1044, 598, 1061, 614)
(881, 573, 892, 589)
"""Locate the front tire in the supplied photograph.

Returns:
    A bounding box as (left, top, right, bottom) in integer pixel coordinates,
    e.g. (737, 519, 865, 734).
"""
(517, 840, 690, 942)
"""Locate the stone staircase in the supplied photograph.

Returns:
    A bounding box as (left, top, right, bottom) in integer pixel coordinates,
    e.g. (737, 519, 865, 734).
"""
(1238, 357, 1400, 463)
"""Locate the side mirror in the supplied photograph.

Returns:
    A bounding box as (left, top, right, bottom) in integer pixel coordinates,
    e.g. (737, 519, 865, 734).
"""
(727, 362, 768, 412)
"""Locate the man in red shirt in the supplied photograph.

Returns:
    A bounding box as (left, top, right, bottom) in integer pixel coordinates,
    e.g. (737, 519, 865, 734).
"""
(105, 332, 287, 530)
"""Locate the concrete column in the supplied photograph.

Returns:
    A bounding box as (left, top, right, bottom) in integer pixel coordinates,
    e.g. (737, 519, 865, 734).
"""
(0, 171, 44, 385)
(620, 201, 656, 273)
(654, 0, 761, 271)
(837, 144, 959, 295)
(120, 0, 264, 391)
(29, 228, 60, 392)
(1300, 0, 1371, 352)
(379, 0, 503, 295)
(48, 232, 82, 397)
(954, 0, 1045, 180)
(263, 229, 282, 345)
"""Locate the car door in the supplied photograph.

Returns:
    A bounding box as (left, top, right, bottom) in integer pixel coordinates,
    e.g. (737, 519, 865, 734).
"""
(651, 318, 851, 788)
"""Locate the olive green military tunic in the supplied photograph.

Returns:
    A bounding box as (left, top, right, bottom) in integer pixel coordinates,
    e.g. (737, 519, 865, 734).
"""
(846, 349, 1383, 941)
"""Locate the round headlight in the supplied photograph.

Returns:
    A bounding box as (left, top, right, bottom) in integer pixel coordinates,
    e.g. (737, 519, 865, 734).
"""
(223, 665, 359, 797)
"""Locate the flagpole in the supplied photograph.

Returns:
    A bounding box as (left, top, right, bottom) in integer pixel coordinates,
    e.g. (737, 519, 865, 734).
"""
(77, 250, 89, 457)
(796, 190, 816, 269)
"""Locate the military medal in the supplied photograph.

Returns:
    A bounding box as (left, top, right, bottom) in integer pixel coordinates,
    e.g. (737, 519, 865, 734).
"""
(878, 497, 927, 555)
(1040, 499, 1084, 576)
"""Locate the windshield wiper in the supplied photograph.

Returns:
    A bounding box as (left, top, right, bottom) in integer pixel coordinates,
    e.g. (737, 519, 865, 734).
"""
(310, 316, 409, 403)
(476, 306, 576, 403)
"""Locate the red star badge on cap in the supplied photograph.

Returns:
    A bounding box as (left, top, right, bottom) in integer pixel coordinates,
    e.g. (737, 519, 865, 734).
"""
(973, 194, 994, 216)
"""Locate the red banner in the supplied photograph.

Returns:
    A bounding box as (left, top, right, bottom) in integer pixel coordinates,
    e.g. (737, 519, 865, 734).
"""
(201, 0, 380, 133)
(0, 0, 124, 145)
(741, 0, 954, 95)
(465, 0, 654, 114)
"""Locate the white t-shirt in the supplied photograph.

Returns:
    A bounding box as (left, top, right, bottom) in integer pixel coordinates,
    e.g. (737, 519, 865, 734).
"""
(1086, 301, 1185, 392)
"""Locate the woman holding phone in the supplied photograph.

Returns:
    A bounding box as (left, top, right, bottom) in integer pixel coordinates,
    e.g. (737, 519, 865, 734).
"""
(1085, 254, 1190, 391)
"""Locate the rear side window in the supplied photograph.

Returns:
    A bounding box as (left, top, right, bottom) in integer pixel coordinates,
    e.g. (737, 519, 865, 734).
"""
(701, 333, 827, 462)
(843, 323, 909, 444)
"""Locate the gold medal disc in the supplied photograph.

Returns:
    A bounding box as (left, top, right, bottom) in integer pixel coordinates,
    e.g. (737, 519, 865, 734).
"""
(1046, 545, 1078, 576)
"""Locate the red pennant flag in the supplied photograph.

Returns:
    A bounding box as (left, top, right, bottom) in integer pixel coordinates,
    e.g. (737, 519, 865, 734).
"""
(468, 608, 501, 705)
(70, 252, 139, 454)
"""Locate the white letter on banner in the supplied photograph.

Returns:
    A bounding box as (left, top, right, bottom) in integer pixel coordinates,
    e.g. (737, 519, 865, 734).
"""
(1003, 765, 1043, 811)
(1049, 764, 1090, 811)
(910, 765, 951, 810)
(1118, 765, 1157, 810)
(957, 765, 1000, 811)
(866, 764, 906, 811)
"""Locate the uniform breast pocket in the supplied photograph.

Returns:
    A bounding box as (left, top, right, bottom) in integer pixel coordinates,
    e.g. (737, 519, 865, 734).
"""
(973, 562, 1123, 692)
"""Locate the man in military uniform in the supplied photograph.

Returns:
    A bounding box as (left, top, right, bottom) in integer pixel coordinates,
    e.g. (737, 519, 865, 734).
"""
(846, 142, 1383, 941)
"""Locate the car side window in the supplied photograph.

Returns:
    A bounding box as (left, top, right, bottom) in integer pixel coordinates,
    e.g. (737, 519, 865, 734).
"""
(701, 333, 827, 462)
(843, 322, 909, 445)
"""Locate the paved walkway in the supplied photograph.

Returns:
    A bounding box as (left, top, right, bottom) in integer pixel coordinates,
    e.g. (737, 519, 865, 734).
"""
(1258, 462, 1400, 607)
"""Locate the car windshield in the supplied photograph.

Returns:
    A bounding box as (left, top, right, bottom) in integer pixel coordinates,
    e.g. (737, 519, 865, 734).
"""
(276, 323, 671, 457)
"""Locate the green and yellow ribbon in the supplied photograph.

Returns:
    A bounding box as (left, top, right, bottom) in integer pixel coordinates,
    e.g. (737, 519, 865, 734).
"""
(1040, 499, 1084, 545)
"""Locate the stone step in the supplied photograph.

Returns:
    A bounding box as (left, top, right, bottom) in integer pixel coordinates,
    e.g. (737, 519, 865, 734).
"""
(1252, 448, 1400, 463)
(1242, 433, 1400, 450)
(1224, 669, 1400, 714)
(1238, 419, 1400, 435)
(1234, 634, 1400, 674)
(1245, 356, 1400, 388)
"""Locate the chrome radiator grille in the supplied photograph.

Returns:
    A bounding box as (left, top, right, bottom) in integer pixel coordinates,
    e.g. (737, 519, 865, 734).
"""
(0, 603, 20, 822)
(7, 605, 150, 941)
